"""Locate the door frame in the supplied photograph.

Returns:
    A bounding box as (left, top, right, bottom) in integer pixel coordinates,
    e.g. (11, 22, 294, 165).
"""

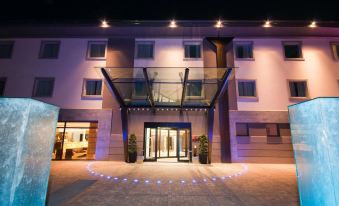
(143, 122, 192, 162)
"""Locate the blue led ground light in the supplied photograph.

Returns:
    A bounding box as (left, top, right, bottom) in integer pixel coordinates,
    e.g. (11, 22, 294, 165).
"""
(86, 162, 248, 185)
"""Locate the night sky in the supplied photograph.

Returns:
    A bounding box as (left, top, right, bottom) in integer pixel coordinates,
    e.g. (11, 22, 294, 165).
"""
(0, 0, 338, 23)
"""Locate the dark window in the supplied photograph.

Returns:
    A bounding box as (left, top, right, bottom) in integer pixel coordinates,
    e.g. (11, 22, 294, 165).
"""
(235, 43, 253, 59)
(0, 78, 6, 96)
(184, 43, 201, 58)
(136, 42, 154, 58)
(238, 81, 256, 97)
(40, 41, 60, 59)
(236, 123, 249, 136)
(266, 124, 279, 137)
(134, 81, 147, 96)
(289, 81, 307, 97)
(0, 41, 14, 59)
(283, 42, 302, 59)
(85, 80, 102, 96)
(186, 81, 202, 96)
(88, 42, 106, 58)
(33, 78, 54, 97)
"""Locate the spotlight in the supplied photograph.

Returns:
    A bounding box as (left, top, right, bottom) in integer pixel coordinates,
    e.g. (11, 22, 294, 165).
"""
(215, 19, 223, 28)
(169, 19, 177, 28)
(309, 21, 317, 28)
(263, 20, 272, 28)
(100, 19, 110, 28)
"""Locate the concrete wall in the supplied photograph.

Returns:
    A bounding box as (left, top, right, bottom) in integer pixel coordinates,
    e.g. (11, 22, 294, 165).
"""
(229, 110, 294, 163)
(0, 38, 106, 109)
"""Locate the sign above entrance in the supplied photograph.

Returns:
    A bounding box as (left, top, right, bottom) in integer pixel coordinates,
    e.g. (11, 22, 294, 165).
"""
(101, 67, 234, 109)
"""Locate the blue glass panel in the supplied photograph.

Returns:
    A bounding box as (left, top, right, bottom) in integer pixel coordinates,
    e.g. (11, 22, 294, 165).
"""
(0, 98, 59, 206)
(288, 97, 339, 206)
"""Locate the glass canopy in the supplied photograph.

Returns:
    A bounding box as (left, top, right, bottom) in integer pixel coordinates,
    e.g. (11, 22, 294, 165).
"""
(101, 67, 234, 108)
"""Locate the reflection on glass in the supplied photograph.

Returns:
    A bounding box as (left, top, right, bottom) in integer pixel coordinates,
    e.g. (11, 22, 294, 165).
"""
(179, 129, 189, 161)
(52, 122, 97, 160)
(145, 128, 156, 159)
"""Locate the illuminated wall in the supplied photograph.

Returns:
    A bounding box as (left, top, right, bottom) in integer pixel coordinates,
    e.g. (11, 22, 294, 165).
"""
(0, 98, 59, 205)
(288, 97, 339, 206)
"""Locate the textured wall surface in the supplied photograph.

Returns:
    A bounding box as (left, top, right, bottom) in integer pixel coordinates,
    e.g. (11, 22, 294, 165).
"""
(0, 98, 59, 206)
(288, 97, 339, 206)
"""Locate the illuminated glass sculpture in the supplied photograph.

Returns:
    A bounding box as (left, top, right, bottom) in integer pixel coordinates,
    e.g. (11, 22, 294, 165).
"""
(288, 97, 339, 206)
(0, 98, 59, 206)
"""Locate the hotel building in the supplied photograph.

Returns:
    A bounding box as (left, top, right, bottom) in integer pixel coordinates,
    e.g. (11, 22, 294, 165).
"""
(0, 20, 338, 163)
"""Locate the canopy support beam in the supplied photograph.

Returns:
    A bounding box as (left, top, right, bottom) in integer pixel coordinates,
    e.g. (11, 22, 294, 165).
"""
(180, 68, 189, 113)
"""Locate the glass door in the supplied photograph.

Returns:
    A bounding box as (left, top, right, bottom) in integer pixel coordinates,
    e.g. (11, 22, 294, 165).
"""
(178, 129, 190, 162)
(145, 127, 156, 161)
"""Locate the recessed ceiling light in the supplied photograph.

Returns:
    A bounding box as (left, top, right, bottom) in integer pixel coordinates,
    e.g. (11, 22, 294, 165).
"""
(309, 21, 317, 28)
(263, 20, 272, 28)
(100, 20, 110, 28)
(215, 20, 223, 28)
(169, 19, 177, 28)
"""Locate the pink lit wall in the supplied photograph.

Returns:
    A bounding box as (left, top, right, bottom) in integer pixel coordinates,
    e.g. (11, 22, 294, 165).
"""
(0, 38, 106, 109)
(234, 37, 339, 111)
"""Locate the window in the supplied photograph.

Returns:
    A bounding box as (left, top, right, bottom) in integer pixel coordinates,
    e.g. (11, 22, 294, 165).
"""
(39, 41, 60, 59)
(87, 41, 107, 59)
(235, 42, 253, 59)
(330, 42, 339, 60)
(186, 81, 203, 97)
(184, 41, 201, 58)
(238, 80, 256, 97)
(83, 79, 102, 96)
(0, 41, 14, 59)
(289, 81, 308, 98)
(236, 123, 249, 136)
(33, 78, 54, 97)
(0, 78, 6, 96)
(53, 122, 98, 160)
(134, 81, 147, 96)
(135, 41, 154, 58)
(283, 41, 303, 59)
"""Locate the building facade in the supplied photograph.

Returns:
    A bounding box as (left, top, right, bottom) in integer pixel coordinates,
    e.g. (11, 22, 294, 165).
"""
(1, 21, 338, 163)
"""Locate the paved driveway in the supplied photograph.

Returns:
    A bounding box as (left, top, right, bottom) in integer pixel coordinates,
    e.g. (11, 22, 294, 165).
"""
(47, 161, 299, 206)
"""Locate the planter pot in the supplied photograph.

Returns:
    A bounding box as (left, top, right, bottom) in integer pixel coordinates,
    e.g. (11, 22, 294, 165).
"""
(199, 154, 208, 164)
(128, 152, 137, 163)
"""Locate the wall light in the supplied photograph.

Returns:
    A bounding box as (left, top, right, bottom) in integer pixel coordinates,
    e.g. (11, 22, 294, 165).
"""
(215, 20, 223, 28)
(169, 20, 177, 28)
(263, 20, 272, 28)
(309, 21, 317, 28)
(100, 20, 110, 28)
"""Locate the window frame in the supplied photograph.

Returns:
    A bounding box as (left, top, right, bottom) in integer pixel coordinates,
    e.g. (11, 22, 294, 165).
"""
(287, 79, 309, 100)
(86, 41, 107, 60)
(82, 78, 103, 99)
(282, 41, 304, 61)
(0, 77, 6, 96)
(39, 40, 60, 59)
(330, 42, 339, 61)
(135, 41, 155, 59)
(234, 41, 254, 60)
(236, 79, 258, 101)
(0, 40, 14, 59)
(32, 77, 55, 98)
(183, 41, 203, 60)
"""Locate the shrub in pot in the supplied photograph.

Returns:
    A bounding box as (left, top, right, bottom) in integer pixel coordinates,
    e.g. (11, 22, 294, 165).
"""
(198, 134, 208, 164)
(128, 134, 137, 163)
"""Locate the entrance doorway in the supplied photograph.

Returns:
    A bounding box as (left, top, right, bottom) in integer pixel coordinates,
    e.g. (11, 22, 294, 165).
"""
(144, 122, 191, 162)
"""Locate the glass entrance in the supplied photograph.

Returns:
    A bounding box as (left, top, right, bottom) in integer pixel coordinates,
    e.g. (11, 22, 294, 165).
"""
(144, 123, 192, 162)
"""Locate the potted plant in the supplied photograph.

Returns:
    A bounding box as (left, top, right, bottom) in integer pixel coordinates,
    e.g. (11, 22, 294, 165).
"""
(198, 134, 208, 164)
(128, 134, 137, 163)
